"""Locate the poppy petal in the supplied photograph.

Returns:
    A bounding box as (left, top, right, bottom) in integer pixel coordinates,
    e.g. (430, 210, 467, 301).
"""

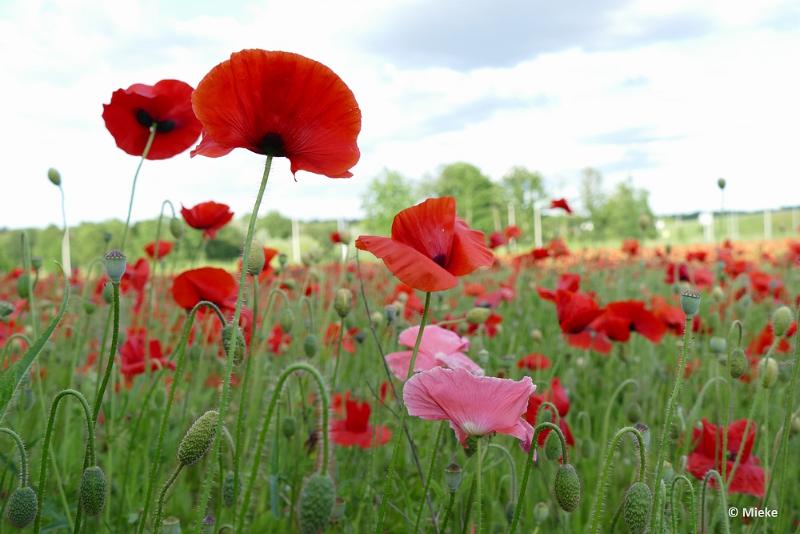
(355, 235, 458, 292)
(390, 197, 456, 262)
(447, 219, 495, 276)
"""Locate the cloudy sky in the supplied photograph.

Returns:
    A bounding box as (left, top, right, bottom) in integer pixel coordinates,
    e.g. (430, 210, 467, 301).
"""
(1, 0, 798, 229)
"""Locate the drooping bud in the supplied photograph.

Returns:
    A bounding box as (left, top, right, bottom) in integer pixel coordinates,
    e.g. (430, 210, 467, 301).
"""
(791, 414, 800, 435)
(709, 337, 727, 355)
(79, 466, 107, 516)
(178, 410, 218, 466)
(279, 307, 295, 332)
(729, 348, 747, 378)
(282, 416, 297, 439)
(298, 473, 335, 534)
(717, 177, 726, 190)
(760, 357, 778, 388)
(679, 289, 701, 317)
(0, 300, 13, 320)
(444, 463, 463, 493)
(103, 250, 127, 284)
(246, 244, 266, 276)
(16, 274, 32, 299)
(553, 463, 581, 512)
(223, 470, 236, 508)
(466, 306, 491, 325)
(772, 306, 793, 337)
(626, 402, 642, 423)
(544, 432, 562, 461)
(333, 288, 352, 318)
(303, 334, 318, 358)
(47, 167, 62, 186)
(533, 501, 550, 524)
(169, 218, 184, 239)
(222, 323, 246, 365)
(5, 486, 37, 528)
(622, 481, 652, 534)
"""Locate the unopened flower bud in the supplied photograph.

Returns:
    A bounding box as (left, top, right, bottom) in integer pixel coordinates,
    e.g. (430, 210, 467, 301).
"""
(717, 177, 726, 190)
(370, 311, 385, 328)
(83, 301, 97, 315)
(626, 402, 642, 423)
(303, 334, 318, 358)
(178, 410, 218, 466)
(534, 501, 550, 524)
(791, 414, 800, 434)
(623, 482, 652, 534)
(79, 465, 107, 516)
(553, 463, 581, 512)
(712, 286, 724, 301)
(282, 416, 297, 439)
(679, 289, 701, 316)
(5, 486, 37, 528)
(760, 357, 778, 388)
(0, 300, 13, 320)
(544, 431, 561, 460)
(384, 305, 398, 324)
(222, 323, 246, 365)
(298, 473, 335, 534)
(729, 348, 747, 378)
(103, 250, 127, 284)
(279, 307, 295, 332)
(278, 253, 288, 267)
(246, 245, 266, 276)
(772, 306, 793, 337)
(531, 328, 543, 342)
(334, 288, 352, 318)
(47, 167, 61, 186)
(102, 231, 113, 244)
(169, 218, 184, 239)
(16, 274, 32, 299)
(101, 283, 113, 304)
(709, 337, 726, 354)
(466, 306, 491, 325)
(444, 463, 463, 493)
(30, 257, 42, 271)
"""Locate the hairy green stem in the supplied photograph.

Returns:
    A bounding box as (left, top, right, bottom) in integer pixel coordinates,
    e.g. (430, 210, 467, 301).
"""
(91, 282, 120, 424)
(0, 427, 29, 486)
(153, 464, 183, 534)
(670, 474, 696, 533)
(700, 469, 730, 534)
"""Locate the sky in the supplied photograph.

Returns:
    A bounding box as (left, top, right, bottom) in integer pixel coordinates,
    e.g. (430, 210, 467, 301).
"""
(0, 0, 798, 230)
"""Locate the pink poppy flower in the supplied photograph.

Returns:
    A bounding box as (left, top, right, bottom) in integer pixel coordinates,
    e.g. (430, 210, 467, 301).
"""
(403, 367, 536, 449)
(385, 325, 482, 380)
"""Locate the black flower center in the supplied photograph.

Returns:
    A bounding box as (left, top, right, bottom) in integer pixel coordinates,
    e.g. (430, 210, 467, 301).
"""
(135, 109, 176, 133)
(258, 132, 286, 157)
(432, 253, 447, 266)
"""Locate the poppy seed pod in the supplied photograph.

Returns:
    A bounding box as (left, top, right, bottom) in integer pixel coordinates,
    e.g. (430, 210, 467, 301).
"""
(223, 470, 236, 508)
(246, 244, 266, 276)
(222, 323, 246, 365)
(772, 306, 793, 337)
(729, 348, 747, 378)
(553, 463, 581, 512)
(534, 502, 550, 524)
(444, 463, 463, 493)
(279, 307, 295, 332)
(679, 289, 701, 316)
(760, 357, 779, 388)
(466, 306, 491, 325)
(334, 288, 352, 318)
(0, 300, 13, 320)
(47, 167, 62, 186)
(5, 486, 37, 528)
(622, 482, 652, 534)
(79, 466, 107, 516)
(298, 473, 336, 534)
(169, 217, 184, 239)
(178, 410, 219, 466)
(303, 334, 318, 358)
(103, 250, 127, 284)
(709, 337, 726, 354)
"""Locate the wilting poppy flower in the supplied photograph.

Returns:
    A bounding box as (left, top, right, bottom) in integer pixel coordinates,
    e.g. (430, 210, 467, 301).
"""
(144, 241, 173, 260)
(385, 325, 482, 380)
(191, 49, 361, 178)
(404, 367, 536, 449)
(181, 201, 234, 239)
(687, 419, 764, 497)
(102, 80, 202, 159)
(330, 398, 392, 449)
(356, 197, 494, 292)
(172, 267, 237, 311)
(549, 198, 573, 214)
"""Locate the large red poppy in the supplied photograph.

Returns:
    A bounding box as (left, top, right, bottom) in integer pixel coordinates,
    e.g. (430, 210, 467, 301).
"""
(355, 197, 494, 292)
(172, 267, 237, 311)
(181, 201, 234, 239)
(330, 398, 392, 449)
(191, 49, 361, 178)
(687, 419, 764, 497)
(119, 328, 175, 384)
(144, 241, 173, 260)
(102, 80, 201, 160)
(554, 289, 603, 334)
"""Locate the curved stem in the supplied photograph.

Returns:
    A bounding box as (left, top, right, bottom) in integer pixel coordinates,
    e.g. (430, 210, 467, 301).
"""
(670, 474, 696, 533)
(700, 470, 730, 534)
(600, 378, 638, 456)
(120, 125, 156, 252)
(487, 443, 517, 506)
(236, 362, 329, 530)
(0, 427, 29, 486)
(153, 464, 183, 534)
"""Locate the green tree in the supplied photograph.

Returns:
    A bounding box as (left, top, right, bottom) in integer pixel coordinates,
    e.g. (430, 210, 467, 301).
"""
(501, 166, 546, 234)
(361, 170, 415, 234)
(420, 162, 502, 232)
(598, 179, 656, 239)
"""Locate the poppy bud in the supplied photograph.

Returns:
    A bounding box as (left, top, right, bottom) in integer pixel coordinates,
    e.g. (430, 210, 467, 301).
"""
(772, 306, 793, 337)
(222, 323, 246, 365)
(0, 300, 13, 320)
(30, 257, 42, 271)
(729, 348, 747, 378)
(178, 410, 218, 466)
(717, 177, 726, 190)
(16, 274, 32, 299)
(760, 357, 778, 388)
(531, 328, 543, 342)
(534, 502, 550, 524)
(626, 402, 642, 423)
(169, 217, 184, 239)
(247, 244, 266, 276)
(303, 334, 318, 358)
(791, 414, 800, 435)
(47, 167, 61, 186)
(103, 250, 127, 284)
(622, 482, 652, 534)
(223, 470, 236, 507)
(298, 473, 335, 534)
(544, 432, 561, 460)
(466, 307, 491, 325)
(83, 301, 97, 315)
(384, 305, 398, 324)
(79, 466, 107, 516)
(370, 311, 385, 328)
(5, 486, 37, 528)
(278, 253, 288, 267)
(396, 292, 408, 303)
(334, 288, 352, 318)
(712, 286, 724, 301)
(444, 463, 462, 493)
(679, 289, 701, 317)
(553, 463, 581, 512)
(102, 231, 113, 244)
(279, 307, 295, 332)
(709, 337, 726, 354)
(282, 278, 297, 290)
(282, 416, 297, 439)
(101, 283, 113, 304)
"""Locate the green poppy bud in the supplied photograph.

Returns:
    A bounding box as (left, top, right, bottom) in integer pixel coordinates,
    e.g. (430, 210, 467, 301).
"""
(103, 250, 127, 284)
(466, 306, 491, 325)
(0, 300, 13, 320)
(772, 306, 793, 337)
(169, 218, 184, 239)
(279, 307, 295, 332)
(544, 432, 562, 461)
(16, 274, 31, 299)
(623, 482, 652, 534)
(533, 501, 550, 524)
(282, 416, 297, 439)
(5, 486, 37, 528)
(30, 257, 42, 272)
(223, 470, 236, 508)
(553, 463, 581, 512)
(83, 300, 97, 315)
(303, 334, 318, 358)
(729, 348, 747, 378)
(679, 289, 701, 317)
(760, 357, 778, 388)
(222, 323, 246, 365)
(717, 177, 726, 190)
(101, 283, 113, 304)
(334, 288, 352, 318)
(444, 463, 462, 493)
(246, 244, 266, 276)
(47, 167, 62, 186)
(79, 466, 107, 516)
(370, 311, 385, 328)
(298, 473, 335, 534)
(178, 410, 218, 466)
(626, 402, 642, 423)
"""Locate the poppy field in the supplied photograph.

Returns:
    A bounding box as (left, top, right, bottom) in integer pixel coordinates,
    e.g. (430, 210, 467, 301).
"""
(1, 48, 800, 534)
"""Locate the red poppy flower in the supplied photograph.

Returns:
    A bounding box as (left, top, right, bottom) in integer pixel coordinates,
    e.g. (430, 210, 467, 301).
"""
(517, 353, 551, 371)
(172, 267, 237, 311)
(144, 241, 173, 260)
(488, 231, 507, 249)
(504, 225, 521, 240)
(523, 378, 575, 447)
(554, 290, 603, 334)
(356, 197, 494, 292)
(191, 49, 361, 178)
(258, 247, 281, 283)
(549, 198, 573, 214)
(120, 258, 150, 312)
(687, 419, 764, 497)
(330, 398, 392, 449)
(181, 201, 233, 239)
(119, 328, 175, 385)
(102, 80, 201, 160)
(537, 273, 581, 302)
(650, 296, 684, 335)
(267, 324, 292, 354)
(597, 301, 667, 343)
(621, 239, 640, 256)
